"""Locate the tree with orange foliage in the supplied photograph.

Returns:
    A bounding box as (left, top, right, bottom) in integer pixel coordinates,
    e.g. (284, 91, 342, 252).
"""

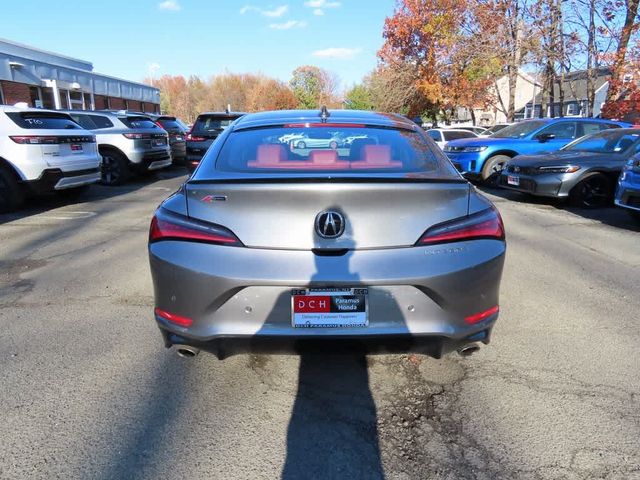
(379, 0, 513, 123)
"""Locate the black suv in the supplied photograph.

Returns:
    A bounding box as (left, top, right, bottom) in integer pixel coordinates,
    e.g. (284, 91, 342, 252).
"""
(186, 111, 246, 172)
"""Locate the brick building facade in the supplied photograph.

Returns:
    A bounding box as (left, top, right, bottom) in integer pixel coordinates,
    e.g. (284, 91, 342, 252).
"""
(0, 39, 160, 113)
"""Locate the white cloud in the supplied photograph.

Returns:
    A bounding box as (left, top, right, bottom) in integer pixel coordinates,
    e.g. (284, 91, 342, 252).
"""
(158, 0, 181, 11)
(263, 5, 288, 17)
(312, 47, 362, 60)
(313, 8, 324, 15)
(240, 4, 288, 17)
(269, 19, 307, 29)
(304, 0, 340, 8)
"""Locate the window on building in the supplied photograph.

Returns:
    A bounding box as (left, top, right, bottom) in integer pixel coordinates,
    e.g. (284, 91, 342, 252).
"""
(59, 89, 70, 109)
(29, 86, 42, 108)
(69, 90, 84, 110)
(124, 99, 129, 110)
(83, 93, 92, 110)
(566, 103, 578, 116)
(41, 88, 55, 109)
(141, 102, 146, 112)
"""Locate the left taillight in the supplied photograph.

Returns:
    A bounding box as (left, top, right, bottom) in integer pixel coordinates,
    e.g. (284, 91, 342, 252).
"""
(149, 208, 242, 246)
(417, 207, 505, 246)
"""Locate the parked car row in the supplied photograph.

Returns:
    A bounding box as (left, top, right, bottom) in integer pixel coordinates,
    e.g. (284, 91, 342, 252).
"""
(440, 117, 639, 222)
(0, 105, 249, 212)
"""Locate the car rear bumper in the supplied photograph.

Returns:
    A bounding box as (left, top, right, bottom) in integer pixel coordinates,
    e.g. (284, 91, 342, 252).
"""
(149, 239, 505, 358)
(24, 167, 101, 194)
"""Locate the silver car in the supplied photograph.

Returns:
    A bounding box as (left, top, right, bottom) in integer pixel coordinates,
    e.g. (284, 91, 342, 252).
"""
(148, 110, 506, 359)
(63, 110, 171, 185)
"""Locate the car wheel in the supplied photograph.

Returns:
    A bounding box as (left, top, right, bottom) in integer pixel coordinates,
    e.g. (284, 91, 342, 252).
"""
(330, 141, 338, 150)
(0, 165, 25, 213)
(297, 141, 306, 149)
(569, 173, 612, 208)
(481, 155, 511, 183)
(100, 150, 130, 186)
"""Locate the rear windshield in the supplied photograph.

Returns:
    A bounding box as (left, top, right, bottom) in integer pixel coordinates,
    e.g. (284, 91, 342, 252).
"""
(443, 130, 476, 141)
(157, 118, 183, 131)
(6, 112, 81, 130)
(119, 116, 159, 129)
(68, 114, 114, 130)
(192, 115, 242, 135)
(209, 126, 458, 177)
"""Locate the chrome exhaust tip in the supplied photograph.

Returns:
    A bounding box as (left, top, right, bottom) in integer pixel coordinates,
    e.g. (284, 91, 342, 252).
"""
(175, 345, 200, 358)
(457, 344, 480, 357)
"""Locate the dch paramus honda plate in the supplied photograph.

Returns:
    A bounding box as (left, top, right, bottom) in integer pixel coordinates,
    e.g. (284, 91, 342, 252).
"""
(148, 109, 506, 359)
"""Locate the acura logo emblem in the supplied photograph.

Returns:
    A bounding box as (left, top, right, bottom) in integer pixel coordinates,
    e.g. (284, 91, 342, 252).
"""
(315, 211, 345, 238)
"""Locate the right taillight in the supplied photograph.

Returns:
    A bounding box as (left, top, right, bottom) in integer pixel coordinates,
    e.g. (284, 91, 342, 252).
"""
(149, 208, 242, 246)
(417, 207, 505, 245)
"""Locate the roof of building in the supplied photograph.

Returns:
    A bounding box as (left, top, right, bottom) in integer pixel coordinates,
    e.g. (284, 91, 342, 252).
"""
(531, 68, 611, 104)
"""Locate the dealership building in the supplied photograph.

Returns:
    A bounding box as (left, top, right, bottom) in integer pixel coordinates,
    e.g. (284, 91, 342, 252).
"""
(0, 38, 160, 113)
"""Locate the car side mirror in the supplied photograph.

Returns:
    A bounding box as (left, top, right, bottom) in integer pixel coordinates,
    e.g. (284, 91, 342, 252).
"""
(536, 133, 556, 143)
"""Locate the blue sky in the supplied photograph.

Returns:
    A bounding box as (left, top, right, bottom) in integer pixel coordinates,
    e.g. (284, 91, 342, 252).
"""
(2, 0, 395, 89)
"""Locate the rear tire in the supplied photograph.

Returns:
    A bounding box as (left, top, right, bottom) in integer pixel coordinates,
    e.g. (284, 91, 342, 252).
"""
(0, 165, 25, 213)
(481, 155, 510, 184)
(100, 150, 130, 186)
(569, 173, 611, 208)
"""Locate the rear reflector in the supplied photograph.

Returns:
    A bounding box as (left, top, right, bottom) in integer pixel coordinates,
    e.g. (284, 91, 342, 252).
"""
(465, 305, 499, 324)
(417, 207, 504, 245)
(149, 208, 242, 246)
(154, 307, 193, 327)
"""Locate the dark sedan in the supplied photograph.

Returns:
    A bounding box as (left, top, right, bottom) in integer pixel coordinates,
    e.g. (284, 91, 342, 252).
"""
(499, 128, 640, 208)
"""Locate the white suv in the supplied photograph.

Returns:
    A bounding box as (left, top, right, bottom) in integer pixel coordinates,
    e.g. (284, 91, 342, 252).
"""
(0, 106, 101, 212)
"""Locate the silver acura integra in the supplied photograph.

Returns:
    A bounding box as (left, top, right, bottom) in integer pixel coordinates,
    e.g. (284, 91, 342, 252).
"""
(148, 109, 506, 359)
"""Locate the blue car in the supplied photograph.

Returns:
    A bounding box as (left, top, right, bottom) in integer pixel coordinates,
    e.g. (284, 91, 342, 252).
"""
(443, 118, 629, 181)
(614, 153, 640, 223)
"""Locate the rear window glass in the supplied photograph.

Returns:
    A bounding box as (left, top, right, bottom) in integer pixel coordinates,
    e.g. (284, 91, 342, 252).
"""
(6, 112, 81, 130)
(443, 130, 476, 141)
(68, 114, 114, 130)
(158, 118, 182, 131)
(119, 116, 159, 129)
(210, 126, 458, 177)
(192, 115, 242, 135)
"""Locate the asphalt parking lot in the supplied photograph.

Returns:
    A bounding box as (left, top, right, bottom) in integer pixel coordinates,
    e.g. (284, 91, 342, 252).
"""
(1, 169, 639, 480)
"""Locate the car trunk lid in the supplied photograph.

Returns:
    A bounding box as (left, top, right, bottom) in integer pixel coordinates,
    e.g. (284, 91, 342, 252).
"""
(185, 180, 470, 250)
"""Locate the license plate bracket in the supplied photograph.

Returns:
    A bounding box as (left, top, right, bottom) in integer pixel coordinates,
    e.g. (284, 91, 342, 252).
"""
(507, 175, 520, 186)
(291, 288, 368, 328)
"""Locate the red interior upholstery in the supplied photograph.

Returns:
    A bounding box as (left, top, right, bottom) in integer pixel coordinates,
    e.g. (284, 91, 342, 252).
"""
(309, 149, 338, 164)
(363, 145, 391, 163)
(351, 144, 402, 169)
(254, 144, 287, 165)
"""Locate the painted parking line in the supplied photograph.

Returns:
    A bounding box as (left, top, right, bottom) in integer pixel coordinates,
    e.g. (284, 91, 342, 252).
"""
(36, 211, 97, 220)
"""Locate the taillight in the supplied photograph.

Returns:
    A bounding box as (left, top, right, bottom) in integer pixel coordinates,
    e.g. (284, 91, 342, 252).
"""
(10, 135, 95, 144)
(123, 133, 151, 139)
(154, 307, 193, 327)
(465, 305, 499, 324)
(155, 121, 164, 129)
(149, 208, 242, 246)
(185, 133, 207, 142)
(417, 207, 504, 245)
